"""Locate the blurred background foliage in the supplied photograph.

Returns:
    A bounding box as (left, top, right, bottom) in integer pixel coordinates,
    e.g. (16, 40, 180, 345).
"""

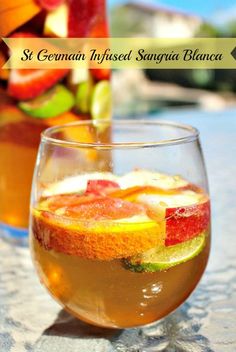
(109, 1, 236, 116)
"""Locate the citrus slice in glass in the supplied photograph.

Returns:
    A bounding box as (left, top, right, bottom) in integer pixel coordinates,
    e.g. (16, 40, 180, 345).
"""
(126, 232, 206, 272)
(91, 80, 112, 122)
(19, 84, 74, 118)
(32, 194, 164, 260)
(75, 79, 93, 113)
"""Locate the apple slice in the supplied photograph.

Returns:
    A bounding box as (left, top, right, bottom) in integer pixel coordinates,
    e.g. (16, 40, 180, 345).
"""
(136, 189, 210, 246)
(119, 170, 190, 191)
(44, 3, 69, 37)
(165, 197, 210, 245)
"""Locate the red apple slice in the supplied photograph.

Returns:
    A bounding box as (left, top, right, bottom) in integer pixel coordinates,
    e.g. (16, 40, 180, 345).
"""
(119, 170, 190, 191)
(165, 199, 210, 245)
(137, 190, 210, 246)
(44, 3, 69, 37)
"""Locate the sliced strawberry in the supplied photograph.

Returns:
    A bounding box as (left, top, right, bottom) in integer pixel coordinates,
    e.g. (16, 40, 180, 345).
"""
(10, 32, 37, 39)
(89, 18, 109, 38)
(46, 193, 95, 211)
(8, 68, 69, 100)
(90, 69, 111, 81)
(85, 179, 120, 196)
(89, 17, 110, 81)
(63, 196, 146, 220)
(8, 31, 69, 99)
(68, 0, 88, 37)
(68, 0, 108, 38)
(37, 0, 64, 11)
(43, 192, 146, 220)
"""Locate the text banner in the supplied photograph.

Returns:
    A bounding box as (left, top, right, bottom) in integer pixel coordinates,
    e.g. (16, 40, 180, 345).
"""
(2, 38, 236, 69)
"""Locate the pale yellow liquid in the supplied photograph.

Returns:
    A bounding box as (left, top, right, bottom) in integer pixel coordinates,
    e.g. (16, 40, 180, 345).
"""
(31, 234, 210, 328)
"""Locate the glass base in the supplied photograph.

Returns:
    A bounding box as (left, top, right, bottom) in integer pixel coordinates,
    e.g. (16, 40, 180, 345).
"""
(0, 221, 28, 246)
(36, 303, 213, 352)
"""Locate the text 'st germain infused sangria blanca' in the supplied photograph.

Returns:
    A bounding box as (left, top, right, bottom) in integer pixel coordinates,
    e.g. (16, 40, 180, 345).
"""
(0, 0, 111, 234)
(30, 120, 211, 329)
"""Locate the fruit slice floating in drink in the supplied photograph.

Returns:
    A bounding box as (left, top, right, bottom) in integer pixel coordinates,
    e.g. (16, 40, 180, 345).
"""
(32, 170, 210, 265)
(126, 233, 206, 272)
(33, 195, 163, 260)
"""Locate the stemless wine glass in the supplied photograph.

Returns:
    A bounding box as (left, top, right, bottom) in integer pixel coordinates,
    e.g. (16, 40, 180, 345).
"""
(30, 119, 210, 329)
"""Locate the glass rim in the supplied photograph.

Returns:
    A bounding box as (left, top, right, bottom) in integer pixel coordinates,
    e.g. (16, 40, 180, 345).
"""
(41, 119, 199, 149)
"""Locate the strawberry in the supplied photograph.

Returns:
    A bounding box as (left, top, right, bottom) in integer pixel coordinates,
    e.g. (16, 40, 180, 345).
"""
(90, 68, 111, 81)
(8, 31, 69, 100)
(68, 0, 88, 37)
(89, 18, 109, 38)
(85, 179, 120, 196)
(8, 68, 69, 100)
(68, 0, 108, 38)
(37, 0, 64, 11)
(10, 32, 36, 38)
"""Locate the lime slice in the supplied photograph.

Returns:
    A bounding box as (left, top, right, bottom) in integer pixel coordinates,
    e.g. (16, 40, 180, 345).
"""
(126, 233, 206, 272)
(91, 80, 112, 121)
(19, 84, 75, 119)
(75, 79, 93, 113)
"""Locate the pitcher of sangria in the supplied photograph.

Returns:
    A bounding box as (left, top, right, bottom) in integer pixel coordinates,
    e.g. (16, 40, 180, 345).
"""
(0, 0, 111, 238)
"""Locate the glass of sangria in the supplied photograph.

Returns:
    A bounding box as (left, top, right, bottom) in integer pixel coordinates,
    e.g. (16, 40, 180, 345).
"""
(0, 0, 111, 239)
(30, 119, 211, 329)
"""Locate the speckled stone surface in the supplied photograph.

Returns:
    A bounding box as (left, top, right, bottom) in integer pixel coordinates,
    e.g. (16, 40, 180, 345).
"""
(0, 108, 236, 351)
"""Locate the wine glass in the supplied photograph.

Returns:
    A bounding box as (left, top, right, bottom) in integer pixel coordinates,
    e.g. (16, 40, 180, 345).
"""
(30, 119, 210, 328)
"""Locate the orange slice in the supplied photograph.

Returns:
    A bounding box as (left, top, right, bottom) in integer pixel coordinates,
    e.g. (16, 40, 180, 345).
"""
(32, 194, 163, 260)
(45, 113, 97, 161)
(0, 104, 26, 126)
(44, 111, 79, 127)
(63, 121, 97, 161)
(0, 51, 8, 80)
(0, 1, 41, 37)
(0, 0, 38, 12)
(110, 185, 181, 201)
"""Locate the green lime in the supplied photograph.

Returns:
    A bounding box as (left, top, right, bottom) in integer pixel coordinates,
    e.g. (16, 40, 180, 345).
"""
(19, 84, 75, 119)
(75, 79, 93, 114)
(91, 80, 112, 121)
(125, 233, 206, 273)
